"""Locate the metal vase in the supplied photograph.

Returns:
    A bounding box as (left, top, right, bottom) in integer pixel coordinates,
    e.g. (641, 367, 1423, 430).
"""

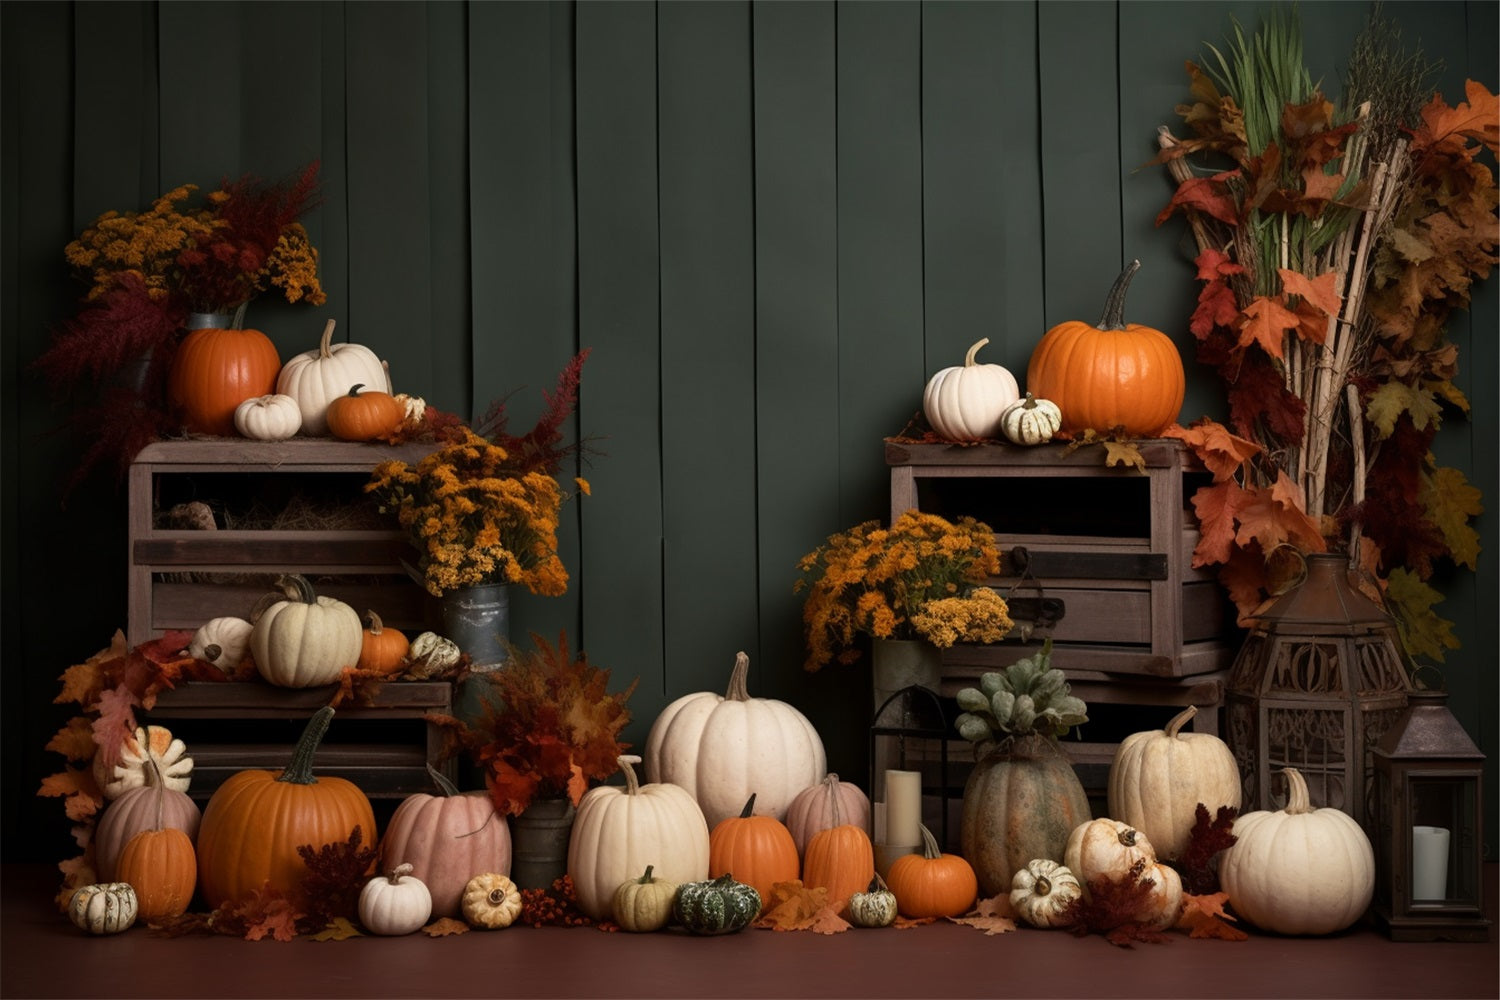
(509, 797, 577, 890)
(440, 583, 511, 671)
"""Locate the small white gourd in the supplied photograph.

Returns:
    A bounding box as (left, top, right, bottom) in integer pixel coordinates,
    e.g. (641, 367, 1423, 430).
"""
(359, 863, 433, 935)
(1009, 858, 1082, 928)
(233, 393, 303, 441)
(998, 392, 1063, 446)
(188, 616, 254, 674)
(69, 882, 139, 934)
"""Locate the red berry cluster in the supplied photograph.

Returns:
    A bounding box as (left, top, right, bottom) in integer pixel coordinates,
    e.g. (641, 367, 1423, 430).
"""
(519, 875, 593, 928)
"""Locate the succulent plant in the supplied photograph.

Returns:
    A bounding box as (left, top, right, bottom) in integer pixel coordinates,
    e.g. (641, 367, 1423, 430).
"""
(954, 640, 1088, 745)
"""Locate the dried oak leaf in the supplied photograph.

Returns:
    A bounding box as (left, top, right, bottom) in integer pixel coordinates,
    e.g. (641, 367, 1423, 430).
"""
(1186, 480, 1250, 567)
(806, 907, 853, 935)
(949, 894, 1017, 935)
(1237, 295, 1300, 360)
(421, 917, 470, 937)
(54, 632, 128, 708)
(1164, 419, 1261, 482)
(310, 917, 364, 941)
(1177, 892, 1249, 941)
(1385, 568, 1461, 663)
(1173, 803, 1238, 896)
(753, 880, 831, 931)
(45, 717, 98, 762)
(1234, 472, 1326, 556)
(37, 767, 102, 823)
(297, 827, 379, 925)
(90, 685, 140, 770)
(1103, 440, 1146, 473)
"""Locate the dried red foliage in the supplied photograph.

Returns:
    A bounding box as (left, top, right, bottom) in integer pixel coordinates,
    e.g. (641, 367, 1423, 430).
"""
(519, 874, 594, 928)
(297, 828, 379, 925)
(1171, 804, 1239, 896)
(475, 349, 594, 476)
(1063, 860, 1173, 948)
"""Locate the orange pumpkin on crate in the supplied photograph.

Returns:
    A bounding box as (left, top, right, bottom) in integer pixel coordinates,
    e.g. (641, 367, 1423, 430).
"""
(167, 325, 282, 436)
(326, 384, 405, 441)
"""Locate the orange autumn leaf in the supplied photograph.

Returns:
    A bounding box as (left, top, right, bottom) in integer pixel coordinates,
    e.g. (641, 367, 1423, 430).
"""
(949, 894, 1018, 935)
(1237, 295, 1301, 359)
(1218, 547, 1279, 625)
(1414, 80, 1499, 155)
(37, 767, 103, 822)
(1155, 173, 1241, 227)
(892, 914, 938, 929)
(53, 632, 129, 708)
(1102, 440, 1147, 473)
(45, 717, 98, 762)
(1186, 481, 1251, 568)
(753, 880, 831, 931)
(1233, 472, 1327, 557)
(1278, 268, 1342, 318)
(421, 917, 470, 937)
(806, 906, 853, 935)
(1164, 420, 1261, 481)
(1177, 892, 1249, 941)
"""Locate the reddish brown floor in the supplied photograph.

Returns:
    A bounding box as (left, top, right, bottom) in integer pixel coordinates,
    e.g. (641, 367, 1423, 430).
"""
(3, 862, 1496, 999)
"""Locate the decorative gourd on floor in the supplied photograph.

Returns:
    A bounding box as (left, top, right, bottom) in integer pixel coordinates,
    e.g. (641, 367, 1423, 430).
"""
(359, 864, 433, 936)
(275, 318, 392, 436)
(800, 788, 875, 917)
(195, 706, 377, 909)
(461, 872, 522, 930)
(954, 641, 1093, 897)
(1064, 817, 1183, 930)
(1107, 705, 1241, 862)
(1010, 858, 1082, 928)
(68, 882, 138, 935)
(708, 794, 800, 907)
(378, 766, 512, 919)
(168, 323, 282, 436)
(784, 773, 872, 859)
(1026, 259, 1186, 437)
(922, 337, 1022, 442)
(886, 823, 978, 919)
(643, 650, 826, 828)
(1218, 767, 1375, 935)
(566, 754, 711, 921)
(847, 875, 899, 928)
(673, 874, 762, 935)
(612, 866, 678, 933)
(249, 574, 363, 688)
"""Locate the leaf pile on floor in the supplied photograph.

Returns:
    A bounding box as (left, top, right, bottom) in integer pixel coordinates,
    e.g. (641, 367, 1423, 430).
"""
(753, 881, 850, 934)
(948, 894, 1016, 935)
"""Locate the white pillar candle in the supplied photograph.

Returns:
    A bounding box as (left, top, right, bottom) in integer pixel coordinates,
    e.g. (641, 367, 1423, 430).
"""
(1412, 825, 1451, 900)
(885, 769, 922, 847)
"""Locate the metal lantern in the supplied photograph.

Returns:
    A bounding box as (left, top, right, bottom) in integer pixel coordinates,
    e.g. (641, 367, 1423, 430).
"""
(870, 683, 955, 851)
(1371, 688, 1490, 942)
(1225, 552, 1410, 833)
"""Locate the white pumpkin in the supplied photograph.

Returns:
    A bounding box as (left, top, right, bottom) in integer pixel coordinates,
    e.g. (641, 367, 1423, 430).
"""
(68, 882, 138, 935)
(274, 319, 391, 436)
(1219, 767, 1375, 935)
(249, 574, 363, 688)
(567, 755, 711, 921)
(1107, 705, 1242, 861)
(358, 863, 433, 935)
(1064, 816, 1184, 930)
(232, 393, 303, 441)
(1010, 858, 1083, 928)
(922, 338, 1021, 442)
(643, 651, 826, 828)
(998, 392, 1063, 446)
(188, 616, 254, 675)
(95, 725, 193, 800)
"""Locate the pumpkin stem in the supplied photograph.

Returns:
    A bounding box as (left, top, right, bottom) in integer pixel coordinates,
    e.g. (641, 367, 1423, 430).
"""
(1118, 827, 1139, 847)
(962, 338, 990, 367)
(1164, 705, 1198, 739)
(427, 762, 461, 798)
(1019, 392, 1038, 410)
(367, 609, 385, 635)
(1281, 766, 1312, 814)
(618, 754, 642, 796)
(1096, 259, 1142, 331)
(387, 863, 414, 884)
(1034, 874, 1053, 896)
(319, 318, 337, 359)
(639, 865, 656, 884)
(739, 794, 758, 819)
(145, 752, 167, 832)
(274, 573, 318, 605)
(724, 652, 752, 702)
(917, 823, 942, 860)
(202, 643, 223, 662)
(347, 383, 366, 398)
(277, 706, 334, 785)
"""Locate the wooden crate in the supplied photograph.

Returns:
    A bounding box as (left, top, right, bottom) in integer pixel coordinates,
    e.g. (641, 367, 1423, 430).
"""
(141, 680, 455, 802)
(887, 438, 1235, 679)
(127, 438, 439, 646)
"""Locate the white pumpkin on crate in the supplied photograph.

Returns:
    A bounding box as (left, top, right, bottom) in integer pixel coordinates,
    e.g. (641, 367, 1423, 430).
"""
(922, 338, 1021, 442)
(643, 651, 826, 828)
(249, 574, 363, 688)
(274, 319, 391, 436)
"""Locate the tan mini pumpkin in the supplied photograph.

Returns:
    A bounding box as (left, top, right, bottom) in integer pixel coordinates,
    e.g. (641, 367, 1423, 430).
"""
(611, 865, 678, 933)
(1010, 858, 1082, 928)
(1107, 705, 1241, 861)
(462, 871, 522, 930)
(326, 384, 405, 442)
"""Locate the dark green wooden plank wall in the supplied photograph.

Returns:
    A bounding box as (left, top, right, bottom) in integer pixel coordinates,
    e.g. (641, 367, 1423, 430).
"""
(2, 0, 1494, 860)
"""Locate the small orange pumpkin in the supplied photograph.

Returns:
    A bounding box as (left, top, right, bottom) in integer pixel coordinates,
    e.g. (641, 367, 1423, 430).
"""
(800, 792, 874, 917)
(114, 761, 197, 922)
(708, 794, 800, 906)
(168, 326, 282, 436)
(358, 609, 410, 676)
(885, 823, 978, 919)
(1026, 259, 1185, 438)
(326, 384, 405, 442)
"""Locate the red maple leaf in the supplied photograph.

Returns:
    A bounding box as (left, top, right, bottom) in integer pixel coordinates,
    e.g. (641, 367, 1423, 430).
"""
(1164, 420, 1261, 481)
(90, 686, 140, 770)
(1156, 173, 1241, 227)
(1188, 481, 1252, 567)
(1226, 356, 1306, 442)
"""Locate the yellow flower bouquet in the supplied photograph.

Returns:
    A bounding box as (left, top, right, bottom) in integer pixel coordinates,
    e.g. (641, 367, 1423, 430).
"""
(366, 427, 588, 597)
(795, 510, 1014, 672)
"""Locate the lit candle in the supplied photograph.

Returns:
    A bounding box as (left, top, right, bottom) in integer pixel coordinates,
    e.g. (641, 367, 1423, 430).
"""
(1412, 825, 1450, 900)
(885, 769, 922, 847)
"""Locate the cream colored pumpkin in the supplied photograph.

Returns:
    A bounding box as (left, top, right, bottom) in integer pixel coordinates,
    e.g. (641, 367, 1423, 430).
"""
(998, 392, 1063, 446)
(232, 393, 303, 441)
(249, 574, 362, 688)
(462, 871, 522, 929)
(275, 319, 391, 436)
(95, 725, 193, 800)
(784, 773, 872, 857)
(358, 863, 432, 935)
(68, 882, 138, 935)
(1065, 816, 1184, 929)
(922, 338, 1022, 442)
(1107, 705, 1242, 861)
(567, 755, 710, 921)
(188, 617, 254, 675)
(1009, 858, 1082, 928)
(643, 651, 826, 828)
(1219, 767, 1374, 935)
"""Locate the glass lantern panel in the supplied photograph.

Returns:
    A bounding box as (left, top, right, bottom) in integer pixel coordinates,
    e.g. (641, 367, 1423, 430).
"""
(1408, 775, 1479, 905)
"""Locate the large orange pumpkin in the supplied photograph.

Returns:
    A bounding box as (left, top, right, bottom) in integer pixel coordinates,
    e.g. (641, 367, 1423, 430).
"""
(168, 325, 282, 436)
(195, 706, 376, 909)
(708, 794, 800, 906)
(1026, 260, 1185, 438)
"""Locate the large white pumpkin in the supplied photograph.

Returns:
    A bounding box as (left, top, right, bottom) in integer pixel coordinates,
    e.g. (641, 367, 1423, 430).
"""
(1107, 705, 1242, 861)
(1219, 767, 1375, 935)
(566, 755, 710, 921)
(275, 319, 391, 436)
(922, 338, 1021, 442)
(249, 574, 363, 688)
(644, 651, 826, 829)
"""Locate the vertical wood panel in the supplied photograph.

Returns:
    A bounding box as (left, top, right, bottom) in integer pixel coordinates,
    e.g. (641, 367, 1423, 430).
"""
(920, 2, 1021, 375)
(158, 2, 242, 187)
(469, 0, 581, 643)
(575, 0, 665, 715)
(345, 3, 437, 398)
(315, 1, 349, 363)
(73, 1, 155, 224)
(657, 1, 760, 697)
(751, 1, 841, 715)
(837, 1, 925, 527)
(424, 1, 471, 417)
(1038, 0, 1121, 332)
